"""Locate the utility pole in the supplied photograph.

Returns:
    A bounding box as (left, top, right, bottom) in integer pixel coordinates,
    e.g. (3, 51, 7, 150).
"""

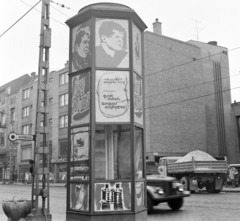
(27, 0, 52, 220)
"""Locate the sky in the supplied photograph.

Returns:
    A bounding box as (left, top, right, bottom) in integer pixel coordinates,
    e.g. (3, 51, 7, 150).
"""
(1, 0, 240, 102)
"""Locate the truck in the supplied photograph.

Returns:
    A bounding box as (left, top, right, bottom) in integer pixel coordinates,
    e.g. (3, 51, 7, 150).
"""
(158, 154, 228, 193)
(146, 160, 190, 213)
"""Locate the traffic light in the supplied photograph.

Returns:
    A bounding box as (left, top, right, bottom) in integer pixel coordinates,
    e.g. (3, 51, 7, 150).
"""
(29, 160, 35, 174)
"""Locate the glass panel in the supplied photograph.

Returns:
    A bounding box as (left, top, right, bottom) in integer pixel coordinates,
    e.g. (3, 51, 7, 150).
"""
(135, 127, 143, 179)
(132, 23, 142, 75)
(95, 18, 129, 68)
(94, 182, 131, 211)
(72, 20, 91, 72)
(95, 70, 130, 123)
(134, 74, 143, 126)
(135, 181, 145, 210)
(71, 71, 90, 126)
(70, 183, 89, 211)
(95, 125, 131, 180)
(70, 127, 90, 180)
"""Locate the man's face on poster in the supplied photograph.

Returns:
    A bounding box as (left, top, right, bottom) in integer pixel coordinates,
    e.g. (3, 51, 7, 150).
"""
(102, 29, 124, 51)
(75, 34, 90, 58)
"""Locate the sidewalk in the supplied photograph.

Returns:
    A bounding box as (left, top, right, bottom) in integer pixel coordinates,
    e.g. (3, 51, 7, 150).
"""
(222, 186, 240, 192)
(0, 181, 66, 187)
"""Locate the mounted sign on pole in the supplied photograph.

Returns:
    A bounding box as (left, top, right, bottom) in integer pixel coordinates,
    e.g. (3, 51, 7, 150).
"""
(8, 132, 36, 142)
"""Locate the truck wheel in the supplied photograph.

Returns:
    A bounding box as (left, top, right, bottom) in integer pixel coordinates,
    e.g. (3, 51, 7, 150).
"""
(180, 176, 189, 191)
(168, 198, 183, 210)
(147, 195, 153, 213)
(206, 182, 215, 193)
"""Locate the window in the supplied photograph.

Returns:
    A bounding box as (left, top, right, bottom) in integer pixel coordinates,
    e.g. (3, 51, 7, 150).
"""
(11, 108, 15, 122)
(23, 88, 30, 99)
(40, 121, 44, 127)
(22, 125, 30, 134)
(49, 97, 53, 102)
(49, 77, 53, 82)
(60, 93, 68, 107)
(21, 146, 32, 160)
(49, 118, 52, 123)
(60, 72, 69, 85)
(0, 112, 7, 128)
(59, 139, 68, 156)
(59, 115, 68, 128)
(41, 101, 44, 106)
(0, 133, 5, 147)
(22, 106, 30, 118)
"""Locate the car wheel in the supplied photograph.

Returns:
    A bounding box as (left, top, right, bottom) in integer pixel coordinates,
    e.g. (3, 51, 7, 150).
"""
(147, 195, 153, 213)
(168, 198, 183, 210)
(180, 176, 189, 191)
(206, 182, 215, 193)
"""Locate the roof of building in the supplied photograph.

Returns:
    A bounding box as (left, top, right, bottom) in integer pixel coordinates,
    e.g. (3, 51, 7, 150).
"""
(0, 74, 32, 95)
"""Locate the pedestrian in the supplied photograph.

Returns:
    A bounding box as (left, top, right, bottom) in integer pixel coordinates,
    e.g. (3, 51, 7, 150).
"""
(25, 172, 29, 184)
(229, 167, 237, 188)
(21, 172, 25, 184)
(14, 172, 18, 183)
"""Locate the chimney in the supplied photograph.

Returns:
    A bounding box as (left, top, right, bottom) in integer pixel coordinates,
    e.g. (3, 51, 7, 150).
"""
(153, 18, 162, 35)
(208, 41, 218, 46)
(31, 72, 36, 77)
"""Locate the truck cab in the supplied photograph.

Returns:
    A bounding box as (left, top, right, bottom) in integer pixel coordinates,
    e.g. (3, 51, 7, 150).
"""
(158, 157, 181, 176)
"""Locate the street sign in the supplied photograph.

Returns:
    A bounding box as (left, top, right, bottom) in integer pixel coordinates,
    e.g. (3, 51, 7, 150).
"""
(8, 132, 36, 141)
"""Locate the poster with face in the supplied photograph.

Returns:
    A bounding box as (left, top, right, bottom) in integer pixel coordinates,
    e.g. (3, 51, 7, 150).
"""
(133, 23, 142, 75)
(135, 182, 145, 210)
(72, 20, 91, 72)
(95, 70, 130, 123)
(71, 72, 90, 126)
(134, 74, 143, 125)
(70, 183, 89, 211)
(94, 182, 131, 211)
(95, 18, 129, 68)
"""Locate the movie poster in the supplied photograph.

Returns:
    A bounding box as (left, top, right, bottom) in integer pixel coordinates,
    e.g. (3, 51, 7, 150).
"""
(94, 182, 131, 211)
(95, 70, 130, 123)
(132, 23, 142, 75)
(72, 20, 91, 72)
(71, 72, 90, 126)
(134, 73, 143, 126)
(95, 18, 129, 68)
(70, 183, 89, 211)
(70, 127, 89, 180)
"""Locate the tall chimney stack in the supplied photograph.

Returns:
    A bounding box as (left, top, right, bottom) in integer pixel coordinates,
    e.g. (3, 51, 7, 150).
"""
(153, 18, 162, 35)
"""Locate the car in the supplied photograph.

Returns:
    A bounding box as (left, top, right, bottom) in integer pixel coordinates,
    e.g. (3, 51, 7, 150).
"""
(146, 160, 190, 213)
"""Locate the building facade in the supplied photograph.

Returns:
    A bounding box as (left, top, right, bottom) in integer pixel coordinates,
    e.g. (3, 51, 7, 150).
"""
(144, 20, 239, 163)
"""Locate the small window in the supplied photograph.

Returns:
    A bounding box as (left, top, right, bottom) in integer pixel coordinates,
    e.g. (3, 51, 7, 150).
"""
(59, 93, 68, 107)
(49, 118, 52, 123)
(59, 115, 68, 128)
(23, 88, 30, 99)
(49, 97, 53, 102)
(49, 77, 53, 82)
(11, 108, 15, 122)
(60, 72, 69, 86)
(22, 106, 30, 118)
(22, 125, 30, 134)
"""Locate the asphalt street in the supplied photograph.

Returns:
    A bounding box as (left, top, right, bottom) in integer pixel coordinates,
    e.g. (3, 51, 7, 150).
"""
(0, 183, 240, 221)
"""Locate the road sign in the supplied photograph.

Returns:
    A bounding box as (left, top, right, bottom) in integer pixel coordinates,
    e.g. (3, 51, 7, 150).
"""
(8, 132, 36, 141)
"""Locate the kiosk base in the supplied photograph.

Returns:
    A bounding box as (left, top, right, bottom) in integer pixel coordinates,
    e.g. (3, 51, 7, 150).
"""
(66, 210, 147, 221)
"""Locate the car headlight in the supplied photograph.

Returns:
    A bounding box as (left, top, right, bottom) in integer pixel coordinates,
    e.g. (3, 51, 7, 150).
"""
(178, 184, 184, 192)
(156, 187, 164, 195)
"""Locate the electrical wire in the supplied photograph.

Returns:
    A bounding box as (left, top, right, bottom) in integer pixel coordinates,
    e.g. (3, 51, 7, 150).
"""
(146, 86, 240, 110)
(0, 0, 41, 38)
(146, 45, 240, 77)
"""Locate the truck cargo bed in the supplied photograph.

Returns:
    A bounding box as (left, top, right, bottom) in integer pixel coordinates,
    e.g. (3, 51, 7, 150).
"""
(167, 160, 227, 174)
